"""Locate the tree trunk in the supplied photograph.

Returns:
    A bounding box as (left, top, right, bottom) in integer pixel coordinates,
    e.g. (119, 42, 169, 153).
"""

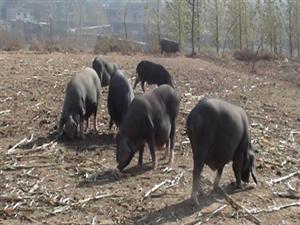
(215, 0, 219, 54)
(270, 35, 273, 53)
(288, 3, 293, 57)
(49, 16, 53, 43)
(66, 0, 70, 42)
(49, 1, 53, 44)
(157, 0, 161, 43)
(279, 29, 282, 55)
(177, 2, 182, 47)
(79, 0, 82, 47)
(191, 0, 196, 55)
(222, 21, 236, 55)
(274, 31, 277, 54)
(238, 0, 242, 50)
(196, 0, 201, 52)
(123, 6, 127, 40)
(295, 1, 300, 57)
(251, 44, 262, 73)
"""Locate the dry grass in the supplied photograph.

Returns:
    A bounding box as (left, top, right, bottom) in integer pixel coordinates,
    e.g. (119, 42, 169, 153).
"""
(94, 36, 145, 55)
(233, 48, 276, 62)
(29, 38, 83, 54)
(0, 29, 25, 51)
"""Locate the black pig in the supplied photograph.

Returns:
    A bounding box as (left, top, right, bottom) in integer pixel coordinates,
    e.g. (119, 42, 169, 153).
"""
(186, 98, 257, 205)
(133, 60, 174, 92)
(92, 57, 118, 87)
(59, 68, 101, 139)
(116, 85, 180, 171)
(160, 38, 179, 54)
(107, 69, 134, 129)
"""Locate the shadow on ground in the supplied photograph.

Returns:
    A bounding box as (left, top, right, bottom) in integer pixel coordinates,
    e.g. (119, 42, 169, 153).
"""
(127, 183, 255, 225)
(16, 129, 115, 153)
(77, 162, 154, 188)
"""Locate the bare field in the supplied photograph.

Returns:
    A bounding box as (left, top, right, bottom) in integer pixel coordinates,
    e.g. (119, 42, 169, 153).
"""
(0, 51, 299, 225)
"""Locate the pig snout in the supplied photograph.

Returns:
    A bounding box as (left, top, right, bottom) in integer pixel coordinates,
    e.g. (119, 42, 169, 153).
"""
(64, 116, 78, 140)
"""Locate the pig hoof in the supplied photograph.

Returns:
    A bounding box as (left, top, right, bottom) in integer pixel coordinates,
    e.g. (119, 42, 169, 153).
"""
(138, 163, 145, 170)
(213, 184, 219, 191)
(235, 183, 242, 189)
(112, 170, 123, 180)
(152, 162, 158, 170)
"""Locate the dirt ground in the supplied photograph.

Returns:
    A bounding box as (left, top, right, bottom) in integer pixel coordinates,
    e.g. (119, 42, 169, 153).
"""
(0, 51, 299, 225)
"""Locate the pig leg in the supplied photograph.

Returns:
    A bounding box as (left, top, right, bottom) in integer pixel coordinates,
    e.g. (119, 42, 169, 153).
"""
(93, 113, 97, 132)
(133, 76, 139, 90)
(147, 133, 157, 169)
(85, 118, 89, 132)
(232, 153, 243, 188)
(141, 81, 145, 92)
(213, 166, 224, 190)
(168, 119, 176, 164)
(191, 154, 205, 206)
(79, 117, 85, 139)
(162, 140, 169, 160)
(58, 117, 65, 135)
(190, 135, 207, 205)
(109, 118, 113, 130)
(138, 144, 145, 168)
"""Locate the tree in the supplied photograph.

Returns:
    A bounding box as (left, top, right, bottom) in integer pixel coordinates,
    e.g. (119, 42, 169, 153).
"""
(227, 0, 243, 50)
(164, 0, 300, 57)
(156, 0, 161, 42)
(287, 0, 293, 57)
(165, 0, 189, 47)
(210, 0, 221, 53)
(238, 0, 242, 50)
(264, 0, 278, 53)
(187, 0, 197, 55)
(214, 0, 220, 53)
(292, 0, 300, 57)
(195, 0, 202, 52)
(123, 5, 127, 39)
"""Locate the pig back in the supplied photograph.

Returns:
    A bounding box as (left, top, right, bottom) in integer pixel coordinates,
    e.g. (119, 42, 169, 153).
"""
(187, 98, 248, 169)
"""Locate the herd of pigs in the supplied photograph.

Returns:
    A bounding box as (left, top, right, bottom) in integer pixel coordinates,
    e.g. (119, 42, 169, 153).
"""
(57, 56, 257, 205)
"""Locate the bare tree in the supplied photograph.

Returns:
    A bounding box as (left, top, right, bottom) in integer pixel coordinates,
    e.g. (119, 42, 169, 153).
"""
(164, 0, 300, 57)
(214, 0, 220, 54)
(176, 0, 183, 47)
(196, 0, 201, 52)
(287, 0, 293, 57)
(187, 0, 196, 55)
(123, 5, 127, 40)
(238, 0, 242, 50)
(79, 0, 82, 47)
(165, 0, 188, 48)
(49, 1, 53, 43)
(157, 0, 161, 42)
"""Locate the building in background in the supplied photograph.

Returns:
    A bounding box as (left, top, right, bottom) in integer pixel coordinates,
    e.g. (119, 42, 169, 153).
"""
(0, 0, 157, 47)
